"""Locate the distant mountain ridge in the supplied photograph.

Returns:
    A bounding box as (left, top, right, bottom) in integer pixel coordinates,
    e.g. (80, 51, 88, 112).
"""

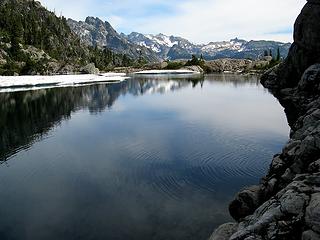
(67, 17, 160, 62)
(124, 32, 291, 60)
(0, 0, 292, 77)
(67, 16, 291, 62)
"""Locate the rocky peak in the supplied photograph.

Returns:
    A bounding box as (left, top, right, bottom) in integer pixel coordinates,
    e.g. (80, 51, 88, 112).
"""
(85, 16, 103, 25)
(85, 17, 114, 33)
(230, 38, 246, 44)
(67, 17, 159, 62)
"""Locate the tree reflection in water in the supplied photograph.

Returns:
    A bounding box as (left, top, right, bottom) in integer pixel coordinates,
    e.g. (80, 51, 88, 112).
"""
(0, 76, 206, 162)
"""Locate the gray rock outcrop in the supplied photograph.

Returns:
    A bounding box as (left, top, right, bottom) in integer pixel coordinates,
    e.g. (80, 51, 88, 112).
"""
(209, 223, 239, 240)
(80, 63, 100, 74)
(204, 59, 253, 73)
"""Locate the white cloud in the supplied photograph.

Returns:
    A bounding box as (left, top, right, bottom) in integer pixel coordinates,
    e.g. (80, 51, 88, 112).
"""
(133, 0, 306, 43)
(38, 0, 306, 43)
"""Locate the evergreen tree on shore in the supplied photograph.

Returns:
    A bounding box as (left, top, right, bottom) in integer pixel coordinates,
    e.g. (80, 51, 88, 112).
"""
(0, 0, 135, 75)
(276, 47, 281, 61)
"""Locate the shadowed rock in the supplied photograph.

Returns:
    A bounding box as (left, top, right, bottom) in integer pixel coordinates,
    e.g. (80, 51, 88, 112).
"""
(209, 223, 239, 240)
(210, 1, 320, 239)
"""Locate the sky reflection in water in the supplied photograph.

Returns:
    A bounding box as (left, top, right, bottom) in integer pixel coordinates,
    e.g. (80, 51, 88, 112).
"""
(0, 74, 289, 240)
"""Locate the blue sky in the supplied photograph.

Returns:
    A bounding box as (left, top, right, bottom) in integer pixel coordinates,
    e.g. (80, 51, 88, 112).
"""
(39, 0, 306, 43)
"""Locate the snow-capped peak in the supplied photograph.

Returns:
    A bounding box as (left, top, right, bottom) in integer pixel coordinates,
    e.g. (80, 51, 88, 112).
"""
(124, 31, 290, 61)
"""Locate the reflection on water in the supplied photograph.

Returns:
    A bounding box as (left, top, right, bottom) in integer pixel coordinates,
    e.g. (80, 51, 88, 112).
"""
(0, 74, 288, 240)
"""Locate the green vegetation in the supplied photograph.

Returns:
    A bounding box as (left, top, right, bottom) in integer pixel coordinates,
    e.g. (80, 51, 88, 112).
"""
(276, 47, 281, 61)
(0, 60, 21, 75)
(185, 54, 210, 72)
(185, 55, 204, 66)
(164, 55, 209, 71)
(165, 61, 185, 70)
(0, 0, 84, 61)
(164, 54, 205, 70)
(89, 46, 134, 71)
(254, 48, 282, 71)
(0, 0, 136, 75)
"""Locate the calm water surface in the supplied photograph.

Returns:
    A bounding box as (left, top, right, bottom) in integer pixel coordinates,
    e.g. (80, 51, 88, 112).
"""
(0, 74, 289, 240)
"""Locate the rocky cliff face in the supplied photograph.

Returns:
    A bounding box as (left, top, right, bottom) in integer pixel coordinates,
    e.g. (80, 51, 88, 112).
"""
(210, 1, 320, 239)
(67, 17, 159, 62)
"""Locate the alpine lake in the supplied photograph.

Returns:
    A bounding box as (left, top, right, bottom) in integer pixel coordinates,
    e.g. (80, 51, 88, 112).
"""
(0, 73, 289, 240)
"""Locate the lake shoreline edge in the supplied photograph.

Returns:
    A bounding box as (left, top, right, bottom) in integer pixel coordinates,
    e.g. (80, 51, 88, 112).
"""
(210, 1, 320, 240)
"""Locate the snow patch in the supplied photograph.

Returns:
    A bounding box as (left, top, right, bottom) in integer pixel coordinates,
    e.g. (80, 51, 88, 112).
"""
(151, 45, 161, 53)
(145, 34, 176, 48)
(0, 73, 128, 93)
(133, 70, 200, 75)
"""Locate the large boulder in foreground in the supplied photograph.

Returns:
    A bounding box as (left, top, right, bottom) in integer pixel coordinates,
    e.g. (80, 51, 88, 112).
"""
(228, 185, 262, 221)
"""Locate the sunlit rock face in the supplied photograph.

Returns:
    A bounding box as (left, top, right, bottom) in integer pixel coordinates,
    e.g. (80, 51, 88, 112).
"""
(67, 17, 159, 62)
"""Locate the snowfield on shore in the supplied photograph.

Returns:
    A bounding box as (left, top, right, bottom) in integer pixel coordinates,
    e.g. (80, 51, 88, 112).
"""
(133, 69, 201, 75)
(0, 73, 128, 92)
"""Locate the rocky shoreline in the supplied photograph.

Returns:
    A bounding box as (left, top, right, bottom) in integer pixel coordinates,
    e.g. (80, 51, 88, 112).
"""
(210, 1, 320, 239)
(111, 58, 272, 75)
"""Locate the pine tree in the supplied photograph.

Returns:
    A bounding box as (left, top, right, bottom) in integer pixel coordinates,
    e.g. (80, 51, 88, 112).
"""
(10, 14, 24, 59)
(276, 48, 281, 61)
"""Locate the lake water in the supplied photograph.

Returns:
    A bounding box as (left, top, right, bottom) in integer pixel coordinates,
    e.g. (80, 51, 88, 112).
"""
(0, 74, 289, 240)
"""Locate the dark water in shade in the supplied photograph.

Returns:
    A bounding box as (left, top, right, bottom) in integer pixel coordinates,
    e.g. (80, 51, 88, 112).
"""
(0, 74, 289, 240)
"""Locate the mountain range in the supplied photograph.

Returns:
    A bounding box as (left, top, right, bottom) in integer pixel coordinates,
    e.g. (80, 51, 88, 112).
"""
(0, 0, 291, 76)
(67, 17, 291, 61)
(125, 34, 291, 60)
